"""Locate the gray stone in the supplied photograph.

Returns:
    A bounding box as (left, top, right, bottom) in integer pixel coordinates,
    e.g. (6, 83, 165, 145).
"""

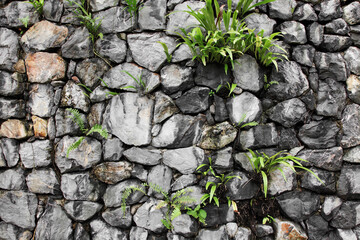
(296, 147, 343, 171)
(202, 203, 235, 227)
(131, 164, 148, 182)
(235, 227, 252, 240)
(74, 223, 90, 240)
(267, 61, 309, 101)
(128, 33, 177, 72)
(279, 21, 307, 44)
(176, 87, 211, 114)
(338, 165, 360, 199)
(90, 219, 127, 240)
(95, 34, 127, 64)
(0, 98, 25, 119)
(152, 114, 205, 148)
(87, 102, 105, 129)
(344, 146, 360, 163)
(197, 225, 229, 240)
(244, 13, 276, 36)
(234, 152, 254, 173)
(226, 92, 262, 125)
(268, 162, 296, 196)
(194, 63, 229, 91)
(94, 6, 134, 34)
(0, 138, 19, 167)
(315, 52, 348, 82)
(0, 191, 37, 229)
(182, 186, 203, 208)
(123, 147, 162, 166)
(0, 168, 25, 190)
(102, 207, 132, 228)
(233, 55, 263, 92)
(225, 222, 238, 238)
(292, 44, 315, 67)
(330, 201, 360, 228)
(321, 34, 352, 52)
(301, 167, 336, 194)
(268, 0, 296, 20)
(341, 104, 360, 148)
(336, 229, 357, 240)
(28, 84, 54, 118)
(255, 224, 273, 238)
(0, 222, 32, 240)
(60, 80, 90, 112)
(307, 22, 324, 46)
(43, 0, 64, 22)
(138, 0, 166, 30)
(214, 95, 229, 122)
(172, 44, 193, 63)
(148, 165, 172, 199)
(298, 121, 339, 149)
(61, 27, 93, 59)
(0, 28, 19, 71)
(316, 79, 346, 118)
(26, 168, 60, 194)
(198, 122, 237, 150)
(343, 1, 360, 25)
(55, 136, 102, 173)
(344, 47, 360, 75)
(161, 64, 194, 94)
(93, 161, 133, 184)
(76, 58, 109, 89)
(166, 1, 205, 35)
(278, 127, 302, 150)
(103, 179, 145, 207)
(268, 98, 306, 128)
(133, 198, 167, 233)
(171, 174, 197, 191)
(64, 201, 102, 221)
(237, 123, 278, 150)
(89, 85, 112, 103)
(19, 140, 52, 168)
(318, 0, 343, 21)
(325, 18, 350, 35)
(172, 214, 198, 238)
(0, 71, 24, 96)
(0, 1, 39, 28)
(293, 3, 318, 22)
(103, 93, 154, 146)
(321, 196, 342, 221)
(90, 0, 119, 11)
(277, 191, 320, 222)
(55, 108, 88, 137)
(20, 20, 68, 52)
(225, 170, 259, 200)
(153, 91, 179, 124)
(163, 147, 204, 175)
(102, 62, 160, 93)
(130, 227, 149, 240)
(61, 172, 102, 201)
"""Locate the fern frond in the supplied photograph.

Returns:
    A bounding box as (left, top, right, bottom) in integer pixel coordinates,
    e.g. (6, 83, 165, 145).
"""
(121, 185, 147, 215)
(171, 207, 181, 221)
(66, 108, 87, 133)
(156, 200, 168, 209)
(148, 183, 169, 199)
(86, 124, 108, 139)
(173, 195, 196, 206)
(66, 136, 85, 157)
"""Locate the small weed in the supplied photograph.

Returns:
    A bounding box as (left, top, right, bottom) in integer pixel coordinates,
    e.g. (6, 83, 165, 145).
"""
(26, 0, 44, 14)
(19, 16, 29, 28)
(78, 83, 93, 98)
(157, 41, 172, 63)
(262, 214, 275, 224)
(263, 74, 278, 90)
(235, 0, 275, 19)
(123, 0, 144, 24)
(121, 70, 148, 93)
(236, 113, 259, 128)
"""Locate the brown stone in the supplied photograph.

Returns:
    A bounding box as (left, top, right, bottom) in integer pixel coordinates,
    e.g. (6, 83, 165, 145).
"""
(198, 121, 238, 150)
(32, 116, 48, 139)
(93, 161, 133, 184)
(25, 52, 66, 83)
(0, 120, 33, 139)
(13, 59, 26, 74)
(20, 20, 68, 52)
(274, 219, 308, 240)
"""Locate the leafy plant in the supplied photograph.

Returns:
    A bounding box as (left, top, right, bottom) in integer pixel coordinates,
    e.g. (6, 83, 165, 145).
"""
(235, 0, 275, 19)
(121, 182, 203, 229)
(123, 0, 144, 24)
(157, 41, 172, 63)
(78, 83, 93, 98)
(121, 70, 148, 93)
(262, 214, 275, 225)
(197, 157, 241, 207)
(26, 0, 44, 14)
(19, 16, 29, 28)
(263, 74, 278, 90)
(245, 150, 324, 198)
(66, 108, 108, 157)
(176, 0, 287, 73)
(236, 113, 259, 128)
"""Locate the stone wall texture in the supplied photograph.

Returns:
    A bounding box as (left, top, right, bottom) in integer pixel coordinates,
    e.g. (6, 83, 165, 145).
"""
(0, 0, 360, 239)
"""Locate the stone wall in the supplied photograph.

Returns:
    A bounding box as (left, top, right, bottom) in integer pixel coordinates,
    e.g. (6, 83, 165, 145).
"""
(0, 0, 360, 239)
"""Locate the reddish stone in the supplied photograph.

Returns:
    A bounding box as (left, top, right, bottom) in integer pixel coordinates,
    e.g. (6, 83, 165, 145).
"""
(25, 52, 66, 83)
(32, 116, 48, 139)
(274, 219, 308, 240)
(0, 119, 33, 139)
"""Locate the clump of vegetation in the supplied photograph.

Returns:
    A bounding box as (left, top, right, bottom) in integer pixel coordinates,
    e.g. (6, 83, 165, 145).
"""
(176, 0, 287, 73)
(121, 182, 206, 229)
(66, 108, 108, 157)
(26, 0, 44, 14)
(245, 149, 324, 198)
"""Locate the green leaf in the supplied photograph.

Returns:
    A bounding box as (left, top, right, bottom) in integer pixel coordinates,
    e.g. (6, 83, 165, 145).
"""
(66, 136, 85, 158)
(261, 170, 268, 198)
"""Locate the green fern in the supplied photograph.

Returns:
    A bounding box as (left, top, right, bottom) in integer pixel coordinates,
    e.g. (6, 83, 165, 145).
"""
(86, 124, 108, 138)
(66, 136, 85, 158)
(66, 108, 87, 133)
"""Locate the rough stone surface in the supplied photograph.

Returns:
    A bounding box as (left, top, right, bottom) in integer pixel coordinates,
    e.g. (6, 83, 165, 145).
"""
(292, 45, 315, 67)
(163, 147, 204, 174)
(103, 179, 145, 207)
(154, 91, 179, 124)
(330, 201, 360, 228)
(161, 64, 194, 95)
(341, 104, 360, 148)
(268, 162, 296, 196)
(273, 219, 308, 240)
(171, 174, 197, 191)
(226, 92, 262, 125)
(103, 93, 153, 146)
(338, 165, 360, 199)
(0, 1, 39, 28)
(233, 55, 263, 92)
(197, 225, 229, 240)
(60, 80, 90, 112)
(75, 58, 109, 89)
(90, 0, 119, 11)
(0, 98, 25, 119)
(94, 6, 134, 34)
(314, 52, 349, 82)
(43, 0, 64, 22)
(95, 34, 127, 64)
(20, 20, 68, 52)
(268, 98, 307, 127)
(296, 147, 343, 171)
(0, 71, 24, 96)
(26, 168, 60, 194)
(293, 3, 318, 22)
(64, 200, 102, 221)
(0, 28, 19, 71)
(93, 161, 133, 184)
(175, 87, 211, 114)
(128, 33, 177, 72)
(279, 21, 307, 44)
(148, 165, 172, 199)
(194, 63, 230, 91)
(343, 1, 360, 25)
(321, 34, 352, 52)
(55, 108, 88, 137)
(268, 0, 296, 20)
(308, 22, 324, 46)
(138, 0, 166, 31)
(25, 52, 66, 83)
(19, 140, 52, 168)
(198, 121, 237, 150)
(123, 147, 162, 166)
(277, 191, 320, 222)
(61, 172, 102, 201)
(90, 219, 128, 240)
(172, 214, 198, 238)
(0, 119, 33, 139)
(237, 123, 279, 150)
(0, 168, 25, 190)
(225, 171, 259, 200)
(344, 46, 360, 75)
(318, 0, 343, 21)
(322, 196, 343, 221)
(102, 207, 132, 228)
(0, 191, 37, 230)
(28, 83, 54, 118)
(325, 18, 350, 35)
(344, 145, 360, 163)
(298, 121, 339, 149)
(301, 167, 336, 194)
(61, 27, 93, 59)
